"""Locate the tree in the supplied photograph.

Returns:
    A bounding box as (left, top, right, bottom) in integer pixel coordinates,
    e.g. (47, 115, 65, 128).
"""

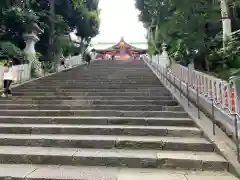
(135, 0, 240, 79)
(0, 0, 100, 63)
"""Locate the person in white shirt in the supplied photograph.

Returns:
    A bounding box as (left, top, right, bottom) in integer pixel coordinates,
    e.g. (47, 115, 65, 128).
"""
(1, 61, 17, 97)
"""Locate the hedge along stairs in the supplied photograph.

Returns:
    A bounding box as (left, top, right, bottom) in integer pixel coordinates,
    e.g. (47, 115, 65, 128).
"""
(0, 60, 237, 180)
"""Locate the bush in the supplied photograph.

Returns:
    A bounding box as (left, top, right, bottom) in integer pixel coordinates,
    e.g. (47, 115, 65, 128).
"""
(0, 59, 7, 65)
(0, 41, 25, 64)
(3, 7, 38, 33)
(36, 52, 43, 61)
(59, 37, 80, 57)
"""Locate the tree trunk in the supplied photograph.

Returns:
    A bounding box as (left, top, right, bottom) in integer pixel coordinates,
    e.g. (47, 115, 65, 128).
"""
(14, 0, 24, 8)
(48, 0, 55, 62)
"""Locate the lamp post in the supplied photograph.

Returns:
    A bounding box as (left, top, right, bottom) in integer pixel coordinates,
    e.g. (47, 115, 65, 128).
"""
(220, 0, 232, 49)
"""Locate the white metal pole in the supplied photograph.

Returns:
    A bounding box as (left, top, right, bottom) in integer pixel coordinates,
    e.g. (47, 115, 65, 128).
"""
(220, 0, 232, 49)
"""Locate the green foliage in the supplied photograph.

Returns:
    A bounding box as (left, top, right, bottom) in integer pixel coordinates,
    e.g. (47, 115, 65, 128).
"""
(41, 61, 56, 74)
(3, 7, 38, 31)
(0, 59, 7, 65)
(209, 31, 240, 80)
(36, 52, 43, 61)
(71, 6, 100, 41)
(58, 36, 79, 57)
(0, 41, 24, 63)
(147, 41, 154, 56)
(136, 0, 240, 79)
(0, 7, 39, 49)
(0, 0, 100, 63)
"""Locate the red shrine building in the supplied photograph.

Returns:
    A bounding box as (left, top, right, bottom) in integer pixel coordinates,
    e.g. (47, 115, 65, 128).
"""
(93, 37, 147, 60)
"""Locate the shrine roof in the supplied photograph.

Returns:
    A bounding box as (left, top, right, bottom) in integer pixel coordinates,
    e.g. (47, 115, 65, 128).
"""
(92, 37, 147, 51)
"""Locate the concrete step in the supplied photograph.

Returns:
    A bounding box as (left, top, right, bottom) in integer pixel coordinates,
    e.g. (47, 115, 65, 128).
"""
(19, 84, 163, 88)
(50, 70, 154, 72)
(44, 78, 159, 81)
(13, 89, 171, 93)
(0, 134, 213, 152)
(50, 68, 153, 71)
(54, 76, 164, 79)
(19, 79, 162, 81)
(20, 82, 163, 85)
(26, 82, 162, 85)
(28, 76, 160, 79)
(14, 88, 167, 92)
(0, 164, 237, 180)
(0, 99, 176, 105)
(18, 80, 162, 83)
(0, 60, 231, 176)
(25, 77, 160, 80)
(0, 116, 195, 126)
(0, 124, 200, 137)
(0, 146, 228, 170)
(40, 74, 159, 76)
(0, 96, 173, 101)
(26, 78, 161, 81)
(15, 84, 164, 87)
(0, 104, 182, 111)
(12, 91, 172, 96)
(0, 110, 189, 117)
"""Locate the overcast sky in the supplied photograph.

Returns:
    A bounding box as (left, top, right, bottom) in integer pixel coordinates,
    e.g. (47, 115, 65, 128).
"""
(92, 0, 147, 43)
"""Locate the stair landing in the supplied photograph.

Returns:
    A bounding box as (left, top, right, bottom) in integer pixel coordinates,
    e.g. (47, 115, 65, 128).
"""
(0, 164, 238, 180)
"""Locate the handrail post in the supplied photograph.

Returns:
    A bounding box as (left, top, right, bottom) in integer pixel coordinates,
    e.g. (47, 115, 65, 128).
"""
(234, 114, 240, 162)
(159, 66, 162, 79)
(211, 87, 216, 135)
(169, 72, 172, 88)
(180, 79, 182, 98)
(197, 75, 200, 119)
(164, 68, 167, 86)
(229, 76, 240, 162)
(174, 75, 176, 92)
(187, 66, 190, 107)
(19, 68, 23, 84)
(165, 69, 168, 86)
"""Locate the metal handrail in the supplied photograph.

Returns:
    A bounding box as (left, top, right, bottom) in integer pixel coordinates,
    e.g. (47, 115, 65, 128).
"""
(145, 56, 240, 163)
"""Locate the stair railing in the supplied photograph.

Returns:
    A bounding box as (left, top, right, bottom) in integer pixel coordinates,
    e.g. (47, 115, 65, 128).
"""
(0, 64, 31, 88)
(144, 55, 240, 163)
(171, 63, 236, 116)
(0, 54, 84, 89)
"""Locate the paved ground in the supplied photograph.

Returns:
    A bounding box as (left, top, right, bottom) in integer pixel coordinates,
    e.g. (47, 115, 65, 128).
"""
(0, 164, 238, 180)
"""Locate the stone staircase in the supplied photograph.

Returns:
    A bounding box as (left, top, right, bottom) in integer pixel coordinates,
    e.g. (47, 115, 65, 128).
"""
(0, 60, 237, 179)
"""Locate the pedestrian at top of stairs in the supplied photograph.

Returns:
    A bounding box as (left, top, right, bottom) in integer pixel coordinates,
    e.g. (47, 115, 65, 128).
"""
(111, 54, 115, 60)
(84, 51, 92, 66)
(1, 60, 17, 98)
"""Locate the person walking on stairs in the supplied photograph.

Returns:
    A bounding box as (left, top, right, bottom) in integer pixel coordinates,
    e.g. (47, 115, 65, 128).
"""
(1, 60, 17, 97)
(111, 55, 115, 60)
(85, 52, 91, 67)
